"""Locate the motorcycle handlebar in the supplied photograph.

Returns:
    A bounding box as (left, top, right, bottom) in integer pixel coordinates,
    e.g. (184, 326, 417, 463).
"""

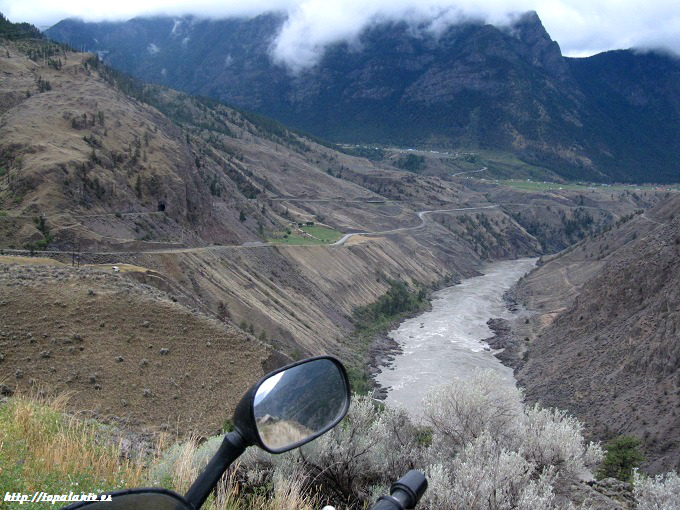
(369, 470, 428, 510)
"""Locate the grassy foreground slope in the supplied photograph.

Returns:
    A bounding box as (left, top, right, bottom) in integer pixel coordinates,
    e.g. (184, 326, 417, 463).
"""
(0, 396, 143, 510)
(0, 394, 322, 510)
(4, 375, 679, 510)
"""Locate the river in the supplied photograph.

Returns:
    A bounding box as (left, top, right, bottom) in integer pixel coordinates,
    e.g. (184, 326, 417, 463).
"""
(375, 257, 537, 413)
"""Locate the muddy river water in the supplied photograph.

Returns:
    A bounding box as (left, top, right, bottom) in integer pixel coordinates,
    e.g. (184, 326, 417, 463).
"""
(375, 258, 537, 414)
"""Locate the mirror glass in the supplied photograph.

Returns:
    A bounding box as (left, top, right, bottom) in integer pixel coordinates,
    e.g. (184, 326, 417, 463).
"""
(253, 358, 348, 451)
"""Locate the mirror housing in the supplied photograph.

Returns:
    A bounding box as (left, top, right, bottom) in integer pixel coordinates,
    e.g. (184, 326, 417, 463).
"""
(232, 355, 350, 453)
(60, 488, 192, 510)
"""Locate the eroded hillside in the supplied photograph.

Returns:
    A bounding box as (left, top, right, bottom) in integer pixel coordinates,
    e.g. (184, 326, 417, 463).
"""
(0, 39, 545, 362)
(506, 194, 680, 472)
(0, 257, 281, 435)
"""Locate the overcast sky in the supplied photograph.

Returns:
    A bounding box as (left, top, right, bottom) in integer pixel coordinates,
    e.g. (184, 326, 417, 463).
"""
(2, 0, 679, 70)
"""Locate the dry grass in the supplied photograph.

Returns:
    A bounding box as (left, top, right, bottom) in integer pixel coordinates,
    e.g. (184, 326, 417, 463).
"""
(152, 437, 318, 510)
(269, 470, 317, 510)
(169, 436, 202, 494)
(211, 467, 318, 510)
(0, 393, 145, 509)
(0, 394, 318, 510)
(0, 255, 65, 266)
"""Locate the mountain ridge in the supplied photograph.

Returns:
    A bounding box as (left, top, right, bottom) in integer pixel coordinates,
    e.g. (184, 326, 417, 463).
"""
(46, 11, 680, 183)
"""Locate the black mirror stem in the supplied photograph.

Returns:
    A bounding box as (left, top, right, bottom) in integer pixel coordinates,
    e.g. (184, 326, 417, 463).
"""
(185, 431, 247, 510)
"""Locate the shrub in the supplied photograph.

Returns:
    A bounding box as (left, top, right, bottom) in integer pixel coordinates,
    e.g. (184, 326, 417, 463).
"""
(596, 435, 645, 482)
(521, 404, 603, 481)
(423, 370, 523, 454)
(423, 433, 558, 510)
(161, 372, 601, 510)
(353, 280, 426, 327)
(421, 370, 602, 510)
(634, 470, 680, 510)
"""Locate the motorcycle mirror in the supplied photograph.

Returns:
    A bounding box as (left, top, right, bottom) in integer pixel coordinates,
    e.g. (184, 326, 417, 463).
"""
(62, 356, 352, 510)
(233, 355, 351, 453)
(59, 488, 192, 510)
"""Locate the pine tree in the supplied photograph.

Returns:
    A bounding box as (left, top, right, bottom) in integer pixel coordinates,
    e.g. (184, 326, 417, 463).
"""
(596, 435, 645, 482)
(135, 175, 142, 198)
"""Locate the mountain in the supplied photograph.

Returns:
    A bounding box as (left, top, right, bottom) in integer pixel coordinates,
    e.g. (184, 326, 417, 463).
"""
(0, 30, 550, 393)
(46, 12, 680, 183)
(567, 51, 680, 183)
(0, 21, 662, 438)
(507, 194, 680, 472)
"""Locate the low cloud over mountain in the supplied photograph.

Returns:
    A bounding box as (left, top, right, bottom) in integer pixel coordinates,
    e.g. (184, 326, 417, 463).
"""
(47, 12, 680, 183)
(3, 0, 680, 67)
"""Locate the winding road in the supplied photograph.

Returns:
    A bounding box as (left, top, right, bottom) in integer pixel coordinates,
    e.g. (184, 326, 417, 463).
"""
(331, 205, 498, 246)
(1, 204, 499, 256)
(450, 167, 488, 178)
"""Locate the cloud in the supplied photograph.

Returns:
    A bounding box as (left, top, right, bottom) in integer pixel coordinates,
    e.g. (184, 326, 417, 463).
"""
(1, 0, 679, 70)
(0, 0, 293, 26)
(270, 0, 680, 70)
(268, 1, 540, 72)
(534, 0, 680, 58)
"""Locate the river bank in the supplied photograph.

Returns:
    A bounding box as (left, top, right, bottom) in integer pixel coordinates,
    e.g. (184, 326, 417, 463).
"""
(483, 288, 536, 371)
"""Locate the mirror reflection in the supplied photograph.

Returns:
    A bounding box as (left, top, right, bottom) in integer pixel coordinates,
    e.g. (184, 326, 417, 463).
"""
(253, 358, 348, 451)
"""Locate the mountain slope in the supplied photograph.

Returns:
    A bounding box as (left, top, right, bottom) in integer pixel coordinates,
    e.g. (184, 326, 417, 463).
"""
(511, 195, 680, 472)
(0, 34, 551, 386)
(0, 258, 278, 435)
(1, 26, 661, 426)
(567, 51, 680, 183)
(46, 12, 680, 183)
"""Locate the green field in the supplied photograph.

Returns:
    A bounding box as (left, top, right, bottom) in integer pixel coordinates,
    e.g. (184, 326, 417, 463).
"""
(498, 179, 680, 193)
(499, 180, 598, 191)
(269, 225, 343, 245)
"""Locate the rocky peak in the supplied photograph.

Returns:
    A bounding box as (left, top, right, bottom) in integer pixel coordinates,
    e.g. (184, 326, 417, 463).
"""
(510, 11, 570, 80)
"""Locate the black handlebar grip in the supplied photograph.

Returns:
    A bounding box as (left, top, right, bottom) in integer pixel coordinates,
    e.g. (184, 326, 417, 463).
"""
(369, 495, 406, 510)
(369, 470, 428, 510)
(391, 470, 428, 509)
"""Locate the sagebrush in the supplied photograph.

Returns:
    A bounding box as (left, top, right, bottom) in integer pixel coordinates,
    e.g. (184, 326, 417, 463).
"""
(5, 371, 680, 510)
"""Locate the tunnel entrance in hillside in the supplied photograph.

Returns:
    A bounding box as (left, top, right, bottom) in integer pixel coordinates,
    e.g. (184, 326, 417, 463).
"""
(157, 201, 166, 212)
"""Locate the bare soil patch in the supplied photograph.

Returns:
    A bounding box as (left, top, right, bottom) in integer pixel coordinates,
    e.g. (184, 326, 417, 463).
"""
(0, 261, 278, 436)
